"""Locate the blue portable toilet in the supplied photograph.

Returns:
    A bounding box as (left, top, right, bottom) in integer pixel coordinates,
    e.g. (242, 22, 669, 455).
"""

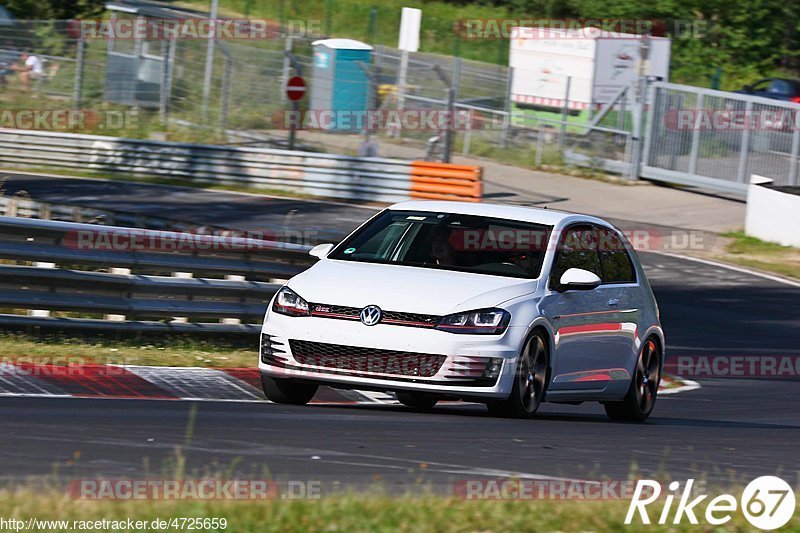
(310, 39, 373, 131)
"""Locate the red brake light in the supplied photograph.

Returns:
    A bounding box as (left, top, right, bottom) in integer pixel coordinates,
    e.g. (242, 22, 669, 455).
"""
(791, 96, 800, 104)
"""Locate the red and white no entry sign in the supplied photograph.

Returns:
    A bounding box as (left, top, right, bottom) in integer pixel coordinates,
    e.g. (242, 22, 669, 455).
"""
(286, 76, 306, 101)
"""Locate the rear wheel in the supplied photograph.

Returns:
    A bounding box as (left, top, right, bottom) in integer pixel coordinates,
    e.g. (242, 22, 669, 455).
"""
(486, 332, 549, 419)
(261, 374, 318, 405)
(604, 339, 661, 422)
(396, 391, 439, 410)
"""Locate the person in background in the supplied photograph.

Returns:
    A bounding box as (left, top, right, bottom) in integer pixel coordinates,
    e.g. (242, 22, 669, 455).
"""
(13, 52, 43, 92)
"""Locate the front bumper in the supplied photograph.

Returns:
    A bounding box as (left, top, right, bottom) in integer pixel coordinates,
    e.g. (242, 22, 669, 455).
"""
(258, 311, 527, 399)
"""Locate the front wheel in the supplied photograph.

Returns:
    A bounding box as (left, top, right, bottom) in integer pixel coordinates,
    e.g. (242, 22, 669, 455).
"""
(604, 339, 661, 422)
(261, 374, 318, 405)
(486, 332, 549, 419)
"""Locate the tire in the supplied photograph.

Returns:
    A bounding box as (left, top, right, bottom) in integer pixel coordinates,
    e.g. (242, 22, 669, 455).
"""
(261, 374, 318, 405)
(604, 338, 661, 422)
(396, 391, 438, 410)
(486, 332, 549, 419)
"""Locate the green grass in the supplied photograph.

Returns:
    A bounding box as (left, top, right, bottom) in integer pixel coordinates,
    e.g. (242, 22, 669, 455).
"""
(0, 333, 256, 368)
(1, 485, 797, 532)
(718, 231, 800, 279)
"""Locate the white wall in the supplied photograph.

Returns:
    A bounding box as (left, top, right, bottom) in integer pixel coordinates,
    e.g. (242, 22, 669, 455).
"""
(745, 175, 800, 247)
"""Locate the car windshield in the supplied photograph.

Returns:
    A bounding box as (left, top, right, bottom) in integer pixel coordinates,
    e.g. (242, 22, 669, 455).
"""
(328, 210, 552, 279)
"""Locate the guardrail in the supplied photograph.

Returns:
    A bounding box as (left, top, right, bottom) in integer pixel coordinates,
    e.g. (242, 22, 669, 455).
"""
(0, 129, 483, 203)
(0, 216, 315, 335)
(0, 194, 201, 231)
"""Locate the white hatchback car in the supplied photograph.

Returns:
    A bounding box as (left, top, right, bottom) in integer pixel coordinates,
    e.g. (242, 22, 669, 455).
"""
(260, 201, 664, 421)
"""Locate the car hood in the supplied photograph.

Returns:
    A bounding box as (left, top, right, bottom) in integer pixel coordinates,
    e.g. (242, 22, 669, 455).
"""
(287, 259, 538, 315)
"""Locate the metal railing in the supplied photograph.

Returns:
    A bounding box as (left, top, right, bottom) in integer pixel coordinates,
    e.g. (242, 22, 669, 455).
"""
(642, 81, 800, 194)
(0, 129, 483, 203)
(0, 216, 315, 334)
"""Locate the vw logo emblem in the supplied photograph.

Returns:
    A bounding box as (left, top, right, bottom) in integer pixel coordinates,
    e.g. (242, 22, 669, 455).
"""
(360, 305, 382, 326)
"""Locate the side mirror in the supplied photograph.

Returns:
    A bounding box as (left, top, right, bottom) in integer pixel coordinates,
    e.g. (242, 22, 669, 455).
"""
(557, 268, 601, 292)
(309, 243, 334, 259)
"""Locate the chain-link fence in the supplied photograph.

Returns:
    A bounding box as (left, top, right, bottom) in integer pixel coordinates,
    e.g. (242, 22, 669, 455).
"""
(3, 19, 799, 194)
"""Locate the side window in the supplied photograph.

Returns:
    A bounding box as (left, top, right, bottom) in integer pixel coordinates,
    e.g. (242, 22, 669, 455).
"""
(550, 225, 601, 287)
(597, 226, 636, 283)
(768, 80, 791, 95)
(348, 220, 409, 260)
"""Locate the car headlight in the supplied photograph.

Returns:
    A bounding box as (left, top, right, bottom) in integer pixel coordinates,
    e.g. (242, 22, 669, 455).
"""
(435, 308, 510, 335)
(272, 287, 310, 317)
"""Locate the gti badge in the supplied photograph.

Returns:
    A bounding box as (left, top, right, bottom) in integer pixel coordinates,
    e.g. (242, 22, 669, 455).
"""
(360, 305, 382, 326)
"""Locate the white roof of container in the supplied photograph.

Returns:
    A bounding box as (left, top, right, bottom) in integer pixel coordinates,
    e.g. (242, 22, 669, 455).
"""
(312, 38, 373, 51)
(510, 27, 669, 40)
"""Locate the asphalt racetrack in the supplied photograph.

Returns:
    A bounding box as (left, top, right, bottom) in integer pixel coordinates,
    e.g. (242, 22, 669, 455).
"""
(1, 173, 798, 490)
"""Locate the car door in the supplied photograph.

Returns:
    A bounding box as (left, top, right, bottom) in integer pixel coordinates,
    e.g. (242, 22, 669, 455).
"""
(539, 225, 616, 391)
(595, 224, 641, 379)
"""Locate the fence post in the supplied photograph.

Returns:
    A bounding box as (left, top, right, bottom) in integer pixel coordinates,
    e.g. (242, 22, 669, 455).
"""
(159, 39, 171, 125)
(736, 100, 754, 184)
(558, 76, 571, 152)
(201, 0, 219, 121)
(220, 55, 232, 132)
(788, 123, 800, 186)
(687, 92, 704, 176)
(640, 82, 658, 169)
(501, 65, 513, 149)
(443, 57, 461, 163)
(280, 36, 293, 104)
(628, 76, 650, 181)
(394, 49, 409, 139)
(73, 36, 85, 108)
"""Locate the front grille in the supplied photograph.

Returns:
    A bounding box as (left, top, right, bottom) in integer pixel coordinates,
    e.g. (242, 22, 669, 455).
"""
(309, 303, 441, 328)
(289, 340, 446, 377)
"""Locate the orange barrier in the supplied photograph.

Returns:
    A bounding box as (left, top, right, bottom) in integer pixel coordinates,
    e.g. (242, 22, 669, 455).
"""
(409, 161, 483, 202)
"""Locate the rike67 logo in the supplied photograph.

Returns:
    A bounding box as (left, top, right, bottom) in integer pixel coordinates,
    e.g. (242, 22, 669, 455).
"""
(626, 476, 796, 530)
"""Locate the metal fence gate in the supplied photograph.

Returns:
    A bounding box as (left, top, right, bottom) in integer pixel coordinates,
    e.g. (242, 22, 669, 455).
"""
(641, 82, 800, 194)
